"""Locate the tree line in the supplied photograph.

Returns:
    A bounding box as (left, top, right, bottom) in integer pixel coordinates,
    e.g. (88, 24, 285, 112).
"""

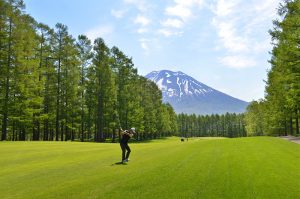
(3, 0, 281, 141)
(245, 0, 300, 136)
(0, 0, 178, 141)
(177, 113, 246, 138)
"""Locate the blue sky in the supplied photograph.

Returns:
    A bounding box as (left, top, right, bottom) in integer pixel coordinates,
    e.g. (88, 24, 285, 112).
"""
(25, 0, 281, 102)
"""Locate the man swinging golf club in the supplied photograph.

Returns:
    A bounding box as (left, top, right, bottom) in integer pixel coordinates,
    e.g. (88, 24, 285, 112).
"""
(120, 127, 136, 163)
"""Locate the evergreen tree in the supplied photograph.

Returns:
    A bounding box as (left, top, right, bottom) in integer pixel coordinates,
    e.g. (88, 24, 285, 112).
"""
(264, 0, 300, 136)
(76, 35, 92, 141)
(89, 38, 116, 142)
(1, 0, 26, 140)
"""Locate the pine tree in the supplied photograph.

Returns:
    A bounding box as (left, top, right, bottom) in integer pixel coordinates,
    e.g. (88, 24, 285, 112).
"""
(1, 0, 26, 140)
(89, 38, 116, 142)
(76, 35, 92, 141)
(36, 23, 56, 140)
(266, 0, 300, 136)
(53, 23, 80, 141)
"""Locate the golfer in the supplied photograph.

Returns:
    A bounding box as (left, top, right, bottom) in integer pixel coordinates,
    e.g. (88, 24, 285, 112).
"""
(120, 127, 135, 163)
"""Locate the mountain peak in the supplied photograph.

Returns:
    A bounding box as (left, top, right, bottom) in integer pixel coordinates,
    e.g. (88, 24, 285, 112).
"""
(146, 70, 214, 100)
(145, 69, 248, 115)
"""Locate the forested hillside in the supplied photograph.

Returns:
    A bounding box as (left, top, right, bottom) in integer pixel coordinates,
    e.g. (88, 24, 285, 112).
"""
(0, 0, 178, 141)
(245, 0, 300, 136)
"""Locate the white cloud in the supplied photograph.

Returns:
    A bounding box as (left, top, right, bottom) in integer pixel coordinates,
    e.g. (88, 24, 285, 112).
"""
(219, 55, 257, 69)
(111, 9, 127, 19)
(139, 38, 161, 54)
(158, 29, 183, 37)
(85, 25, 114, 42)
(160, 0, 205, 37)
(123, 0, 153, 38)
(174, 0, 204, 7)
(165, 0, 205, 21)
(123, 0, 150, 12)
(212, 19, 248, 53)
(165, 5, 192, 21)
(161, 18, 184, 28)
(139, 38, 150, 51)
(211, 0, 281, 69)
(134, 15, 151, 26)
(212, 0, 238, 17)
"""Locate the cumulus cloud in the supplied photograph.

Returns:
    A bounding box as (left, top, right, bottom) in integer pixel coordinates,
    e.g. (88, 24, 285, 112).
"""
(161, 18, 184, 28)
(212, 0, 237, 17)
(123, 0, 150, 12)
(122, 0, 154, 47)
(219, 55, 257, 69)
(159, 0, 205, 37)
(165, 5, 192, 21)
(212, 19, 248, 53)
(165, 0, 205, 21)
(134, 15, 151, 26)
(211, 0, 280, 69)
(158, 29, 183, 37)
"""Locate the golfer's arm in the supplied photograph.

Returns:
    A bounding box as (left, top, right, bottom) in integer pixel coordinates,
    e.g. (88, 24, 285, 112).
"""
(121, 130, 130, 135)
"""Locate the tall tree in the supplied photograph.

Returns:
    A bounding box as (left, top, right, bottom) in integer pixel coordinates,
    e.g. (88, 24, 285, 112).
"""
(76, 35, 92, 141)
(89, 38, 116, 142)
(1, 0, 25, 140)
(266, 0, 300, 136)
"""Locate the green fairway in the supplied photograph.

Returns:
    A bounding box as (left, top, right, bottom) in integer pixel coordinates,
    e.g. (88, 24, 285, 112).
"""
(1, 137, 300, 199)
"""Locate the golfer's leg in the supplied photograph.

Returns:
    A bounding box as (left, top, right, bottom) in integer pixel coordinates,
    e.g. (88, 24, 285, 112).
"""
(120, 143, 126, 161)
(125, 144, 131, 159)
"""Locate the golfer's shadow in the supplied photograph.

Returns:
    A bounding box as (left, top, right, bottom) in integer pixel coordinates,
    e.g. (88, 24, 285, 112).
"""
(111, 161, 127, 166)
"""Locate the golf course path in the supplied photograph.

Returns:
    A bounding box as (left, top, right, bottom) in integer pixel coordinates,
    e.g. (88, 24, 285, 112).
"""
(280, 136, 300, 144)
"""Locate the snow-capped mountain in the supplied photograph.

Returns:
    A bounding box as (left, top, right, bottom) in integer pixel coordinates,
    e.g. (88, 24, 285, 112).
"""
(145, 70, 249, 115)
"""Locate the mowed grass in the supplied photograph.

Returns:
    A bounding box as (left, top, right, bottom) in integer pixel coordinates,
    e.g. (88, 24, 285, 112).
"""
(1, 137, 300, 199)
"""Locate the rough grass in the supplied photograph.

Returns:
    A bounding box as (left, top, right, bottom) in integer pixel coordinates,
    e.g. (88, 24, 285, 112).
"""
(1, 137, 300, 199)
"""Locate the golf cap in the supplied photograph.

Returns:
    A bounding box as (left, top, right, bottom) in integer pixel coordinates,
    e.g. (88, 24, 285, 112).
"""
(130, 127, 136, 133)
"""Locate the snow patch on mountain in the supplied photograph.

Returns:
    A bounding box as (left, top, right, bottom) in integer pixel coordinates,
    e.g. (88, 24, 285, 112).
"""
(145, 69, 249, 114)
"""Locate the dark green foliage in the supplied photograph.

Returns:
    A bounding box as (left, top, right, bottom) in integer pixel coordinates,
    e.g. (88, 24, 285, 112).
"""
(0, 0, 178, 141)
(245, 0, 300, 136)
(177, 113, 247, 137)
(177, 113, 246, 138)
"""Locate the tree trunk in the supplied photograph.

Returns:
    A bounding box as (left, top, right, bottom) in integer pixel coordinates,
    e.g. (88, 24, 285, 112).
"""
(81, 64, 84, 142)
(56, 43, 62, 141)
(60, 123, 64, 141)
(2, 18, 12, 141)
(284, 118, 288, 136)
(44, 120, 49, 141)
(290, 115, 293, 136)
(12, 121, 15, 141)
(50, 125, 54, 141)
(296, 109, 299, 135)
(88, 108, 91, 141)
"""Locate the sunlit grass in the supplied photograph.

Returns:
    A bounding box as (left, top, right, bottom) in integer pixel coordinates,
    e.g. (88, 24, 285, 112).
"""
(1, 137, 300, 199)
